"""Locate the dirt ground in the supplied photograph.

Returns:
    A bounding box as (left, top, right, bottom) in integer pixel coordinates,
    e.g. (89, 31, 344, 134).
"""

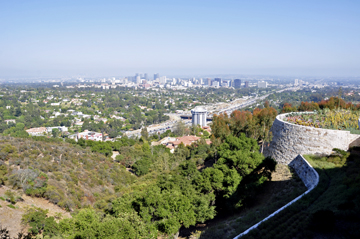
(0, 186, 71, 238)
(111, 150, 119, 160)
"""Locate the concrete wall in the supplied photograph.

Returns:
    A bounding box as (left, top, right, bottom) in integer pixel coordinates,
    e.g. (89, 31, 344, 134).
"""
(233, 155, 319, 239)
(265, 113, 360, 165)
(289, 155, 319, 190)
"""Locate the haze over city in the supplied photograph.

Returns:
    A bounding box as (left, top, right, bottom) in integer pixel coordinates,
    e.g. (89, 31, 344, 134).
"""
(1, 0, 360, 78)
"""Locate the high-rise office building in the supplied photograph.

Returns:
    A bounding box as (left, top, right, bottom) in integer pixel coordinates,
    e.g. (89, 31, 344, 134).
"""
(258, 81, 268, 88)
(214, 78, 222, 84)
(222, 80, 230, 87)
(234, 79, 241, 89)
(207, 78, 212, 86)
(127, 76, 135, 82)
(154, 73, 160, 80)
(159, 76, 166, 84)
(144, 73, 148, 80)
(245, 81, 249, 88)
(212, 81, 220, 87)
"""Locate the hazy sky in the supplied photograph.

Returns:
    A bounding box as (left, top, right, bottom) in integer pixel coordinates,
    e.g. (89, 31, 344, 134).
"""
(1, 0, 360, 78)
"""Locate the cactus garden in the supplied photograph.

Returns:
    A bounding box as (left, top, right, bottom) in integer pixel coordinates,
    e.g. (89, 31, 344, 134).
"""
(285, 109, 360, 133)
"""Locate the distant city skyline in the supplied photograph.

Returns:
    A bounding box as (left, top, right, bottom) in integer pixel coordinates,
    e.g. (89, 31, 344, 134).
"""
(1, 0, 360, 78)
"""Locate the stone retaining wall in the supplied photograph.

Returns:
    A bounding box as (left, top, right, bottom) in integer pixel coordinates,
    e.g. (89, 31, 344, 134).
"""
(233, 155, 319, 239)
(265, 112, 360, 165)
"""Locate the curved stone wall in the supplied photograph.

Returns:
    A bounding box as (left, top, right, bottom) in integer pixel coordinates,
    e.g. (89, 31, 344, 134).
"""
(265, 112, 360, 165)
(233, 155, 319, 239)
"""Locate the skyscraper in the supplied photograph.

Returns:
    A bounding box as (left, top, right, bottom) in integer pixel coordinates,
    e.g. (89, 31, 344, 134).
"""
(154, 73, 160, 80)
(258, 81, 268, 88)
(144, 73, 148, 80)
(222, 80, 230, 87)
(214, 78, 222, 84)
(234, 79, 241, 89)
(245, 81, 249, 88)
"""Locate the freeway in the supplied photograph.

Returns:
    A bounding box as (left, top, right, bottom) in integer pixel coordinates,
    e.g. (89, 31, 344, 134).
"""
(124, 86, 300, 138)
(216, 86, 300, 115)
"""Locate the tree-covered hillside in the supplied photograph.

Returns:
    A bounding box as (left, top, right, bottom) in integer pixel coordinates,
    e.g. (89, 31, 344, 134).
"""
(0, 105, 279, 238)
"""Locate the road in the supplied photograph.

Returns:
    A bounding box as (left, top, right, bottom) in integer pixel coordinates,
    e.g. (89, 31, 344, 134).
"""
(217, 86, 300, 116)
(124, 86, 300, 138)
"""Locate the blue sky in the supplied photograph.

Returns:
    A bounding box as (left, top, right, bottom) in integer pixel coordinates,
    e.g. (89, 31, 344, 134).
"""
(1, 0, 359, 77)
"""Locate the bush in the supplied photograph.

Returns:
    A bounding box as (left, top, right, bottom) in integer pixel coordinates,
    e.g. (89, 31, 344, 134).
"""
(0, 164, 8, 185)
(132, 159, 151, 176)
(22, 207, 59, 236)
(5, 190, 17, 204)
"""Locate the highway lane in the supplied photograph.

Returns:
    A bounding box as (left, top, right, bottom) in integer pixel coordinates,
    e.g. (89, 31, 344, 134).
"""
(124, 86, 300, 138)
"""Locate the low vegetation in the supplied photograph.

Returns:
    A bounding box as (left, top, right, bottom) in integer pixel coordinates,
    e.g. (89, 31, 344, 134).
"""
(0, 136, 137, 211)
(285, 109, 360, 131)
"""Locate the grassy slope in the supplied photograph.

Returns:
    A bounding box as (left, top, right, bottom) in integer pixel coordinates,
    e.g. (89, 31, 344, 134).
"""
(234, 149, 360, 239)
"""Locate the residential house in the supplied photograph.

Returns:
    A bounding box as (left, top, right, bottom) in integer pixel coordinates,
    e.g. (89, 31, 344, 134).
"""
(26, 127, 47, 136)
(165, 135, 202, 153)
(4, 119, 16, 124)
(46, 126, 68, 133)
(77, 130, 103, 141)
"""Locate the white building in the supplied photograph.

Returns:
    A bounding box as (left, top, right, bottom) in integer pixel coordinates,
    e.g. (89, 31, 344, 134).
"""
(212, 81, 220, 87)
(294, 79, 299, 86)
(258, 81, 268, 88)
(191, 106, 207, 127)
(46, 126, 68, 133)
(4, 119, 16, 124)
(77, 130, 103, 141)
(159, 76, 167, 84)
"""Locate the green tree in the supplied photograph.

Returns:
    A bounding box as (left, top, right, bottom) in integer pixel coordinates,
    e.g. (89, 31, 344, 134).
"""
(52, 128, 59, 138)
(58, 209, 156, 239)
(132, 159, 151, 176)
(140, 127, 148, 140)
(22, 207, 58, 236)
(174, 120, 187, 136)
(0, 165, 7, 185)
